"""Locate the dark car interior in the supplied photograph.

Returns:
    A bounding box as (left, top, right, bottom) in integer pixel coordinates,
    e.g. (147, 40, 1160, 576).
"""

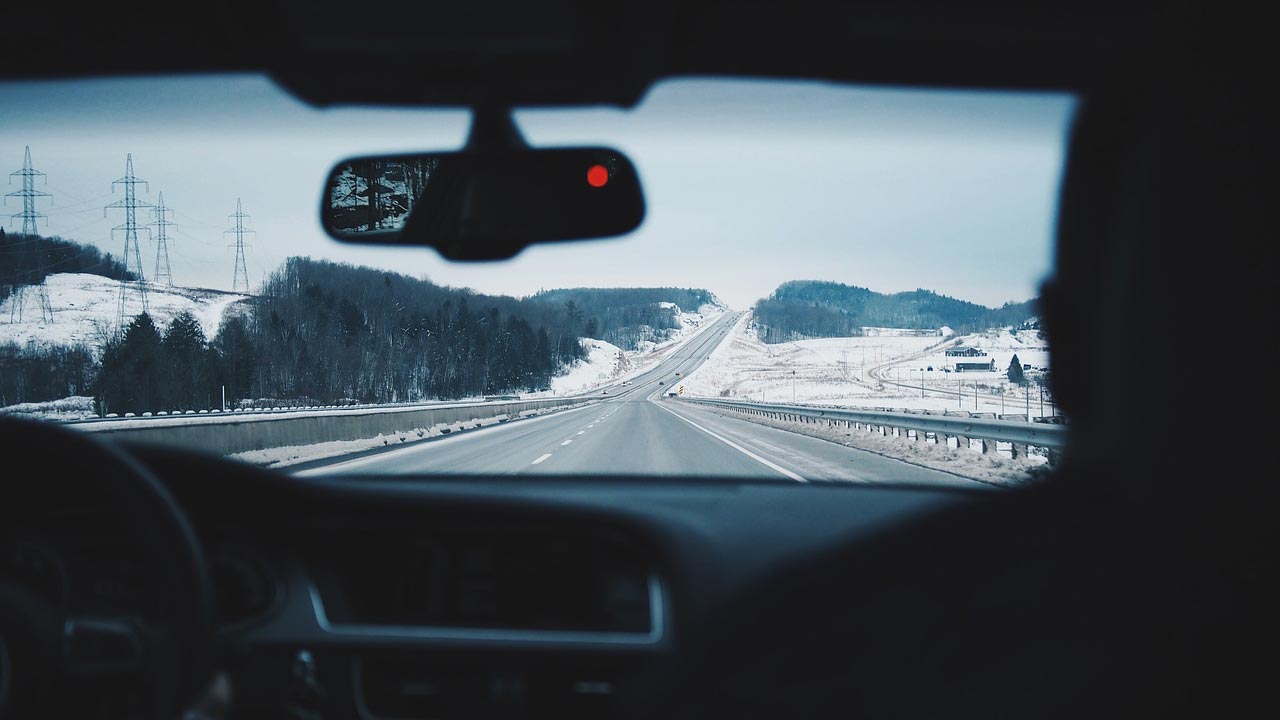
(1, 1, 1275, 718)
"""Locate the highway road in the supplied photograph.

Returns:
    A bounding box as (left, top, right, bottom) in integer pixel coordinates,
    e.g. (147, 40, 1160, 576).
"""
(300, 312, 976, 486)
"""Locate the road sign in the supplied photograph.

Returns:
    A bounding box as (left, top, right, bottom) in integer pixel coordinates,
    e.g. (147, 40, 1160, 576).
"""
(679, 385, 684, 394)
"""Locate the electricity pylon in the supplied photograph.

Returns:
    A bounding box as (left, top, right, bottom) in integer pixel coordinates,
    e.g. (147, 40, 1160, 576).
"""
(225, 198, 254, 294)
(105, 153, 152, 332)
(5, 146, 54, 323)
(150, 191, 176, 287)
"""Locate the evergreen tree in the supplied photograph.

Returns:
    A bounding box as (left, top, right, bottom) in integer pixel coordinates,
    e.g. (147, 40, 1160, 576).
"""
(95, 313, 165, 414)
(1007, 353, 1027, 385)
(212, 315, 257, 399)
(163, 311, 208, 410)
(564, 299, 583, 335)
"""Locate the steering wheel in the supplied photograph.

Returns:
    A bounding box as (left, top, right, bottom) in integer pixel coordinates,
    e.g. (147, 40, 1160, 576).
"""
(0, 417, 214, 719)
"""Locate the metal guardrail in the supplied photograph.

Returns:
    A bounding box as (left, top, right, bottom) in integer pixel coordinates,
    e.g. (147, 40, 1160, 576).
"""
(675, 396, 1066, 458)
(73, 395, 600, 457)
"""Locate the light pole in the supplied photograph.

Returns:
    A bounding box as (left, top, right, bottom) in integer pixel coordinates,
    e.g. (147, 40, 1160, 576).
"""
(791, 369, 796, 403)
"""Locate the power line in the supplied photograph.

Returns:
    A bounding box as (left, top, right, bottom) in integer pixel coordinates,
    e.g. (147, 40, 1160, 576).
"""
(150, 191, 176, 287)
(105, 153, 152, 332)
(224, 197, 254, 294)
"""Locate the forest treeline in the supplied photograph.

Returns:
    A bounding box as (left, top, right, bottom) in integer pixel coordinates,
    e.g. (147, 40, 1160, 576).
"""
(753, 280, 1036, 344)
(529, 287, 719, 350)
(1, 247, 721, 414)
(0, 231, 133, 303)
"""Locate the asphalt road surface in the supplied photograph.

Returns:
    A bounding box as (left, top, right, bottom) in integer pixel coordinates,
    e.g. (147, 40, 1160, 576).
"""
(300, 312, 976, 486)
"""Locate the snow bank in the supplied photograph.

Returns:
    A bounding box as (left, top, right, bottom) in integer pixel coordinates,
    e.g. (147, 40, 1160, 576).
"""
(0, 273, 250, 351)
(233, 405, 565, 469)
(230, 414, 512, 469)
(550, 338, 627, 395)
(0, 395, 97, 421)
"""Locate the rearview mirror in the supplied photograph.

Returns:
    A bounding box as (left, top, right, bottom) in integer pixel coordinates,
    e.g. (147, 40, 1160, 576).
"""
(322, 147, 645, 260)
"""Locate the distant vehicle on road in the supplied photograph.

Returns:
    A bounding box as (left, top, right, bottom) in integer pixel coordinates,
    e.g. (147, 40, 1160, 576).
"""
(622, 380, 631, 385)
(667, 391, 678, 397)
(659, 380, 665, 385)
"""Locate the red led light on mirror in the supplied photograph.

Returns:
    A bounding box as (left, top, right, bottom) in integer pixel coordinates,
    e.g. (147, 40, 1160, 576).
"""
(587, 164, 609, 188)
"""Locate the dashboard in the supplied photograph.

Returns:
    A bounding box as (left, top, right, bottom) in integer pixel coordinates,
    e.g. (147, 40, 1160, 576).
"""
(2, 443, 980, 718)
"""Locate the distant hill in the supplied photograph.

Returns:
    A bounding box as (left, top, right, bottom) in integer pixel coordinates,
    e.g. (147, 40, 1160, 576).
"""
(1, 232, 133, 303)
(530, 287, 723, 350)
(752, 280, 1036, 344)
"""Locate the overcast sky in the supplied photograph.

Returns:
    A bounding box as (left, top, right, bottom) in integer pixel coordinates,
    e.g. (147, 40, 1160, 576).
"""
(0, 75, 1074, 310)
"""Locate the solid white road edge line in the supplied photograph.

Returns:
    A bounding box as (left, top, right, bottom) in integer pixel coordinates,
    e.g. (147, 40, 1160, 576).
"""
(653, 401, 807, 483)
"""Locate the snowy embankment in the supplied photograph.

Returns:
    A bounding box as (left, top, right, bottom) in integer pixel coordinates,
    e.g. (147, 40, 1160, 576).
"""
(0, 395, 97, 421)
(0, 273, 250, 351)
(679, 313, 1055, 481)
(540, 302, 726, 396)
(549, 338, 628, 395)
(681, 312, 1053, 417)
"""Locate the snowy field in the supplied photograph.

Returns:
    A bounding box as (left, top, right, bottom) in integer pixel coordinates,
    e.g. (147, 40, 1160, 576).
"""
(681, 312, 1056, 418)
(0, 273, 250, 350)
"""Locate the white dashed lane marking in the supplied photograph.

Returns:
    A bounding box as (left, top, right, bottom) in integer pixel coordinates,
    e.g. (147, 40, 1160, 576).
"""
(531, 453, 552, 465)
(561, 440, 572, 446)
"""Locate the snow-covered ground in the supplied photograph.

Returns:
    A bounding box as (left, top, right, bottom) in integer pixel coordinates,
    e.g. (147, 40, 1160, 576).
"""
(538, 302, 726, 396)
(681, 312, 1056, 418)
(0, 273, 250, 351)
(549, 338, 629, 395)
(0, 395, 97, 421)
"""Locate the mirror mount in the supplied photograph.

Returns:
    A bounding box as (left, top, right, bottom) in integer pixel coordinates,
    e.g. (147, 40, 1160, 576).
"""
(464, 104, 528, 153)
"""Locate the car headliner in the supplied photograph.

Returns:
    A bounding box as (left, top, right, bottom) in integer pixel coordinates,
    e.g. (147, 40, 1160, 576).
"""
(5, 1, 1180, 108)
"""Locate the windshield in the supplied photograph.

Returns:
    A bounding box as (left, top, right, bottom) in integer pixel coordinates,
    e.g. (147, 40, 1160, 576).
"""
(0, 75, 1074, 487)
